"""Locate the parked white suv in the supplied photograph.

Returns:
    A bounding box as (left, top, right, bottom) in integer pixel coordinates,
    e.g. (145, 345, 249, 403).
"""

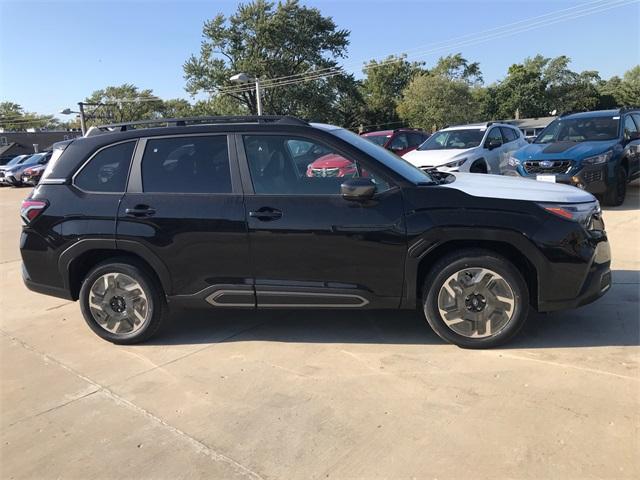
(402, 122, 528, 174)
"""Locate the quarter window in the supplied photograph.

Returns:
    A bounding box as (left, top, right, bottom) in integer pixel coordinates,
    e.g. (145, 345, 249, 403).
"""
(141, 136, 231, 193)
(74, 141, 135, 192)
(243, 135, 390, 195)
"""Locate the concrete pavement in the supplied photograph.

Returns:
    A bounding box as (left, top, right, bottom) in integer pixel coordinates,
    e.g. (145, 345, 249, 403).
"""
(1, 183, 638, 479)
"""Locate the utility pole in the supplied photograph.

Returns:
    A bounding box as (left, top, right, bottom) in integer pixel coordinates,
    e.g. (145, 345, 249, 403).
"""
(255, 78, 263, 116)
(77, 102, 87, 135)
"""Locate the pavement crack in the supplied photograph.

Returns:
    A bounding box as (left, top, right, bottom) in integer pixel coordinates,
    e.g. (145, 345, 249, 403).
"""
(0, 328, 266, 480)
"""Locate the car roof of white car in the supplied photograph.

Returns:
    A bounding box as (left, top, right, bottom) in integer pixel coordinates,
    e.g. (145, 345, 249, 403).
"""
(440, 122, 515, 132)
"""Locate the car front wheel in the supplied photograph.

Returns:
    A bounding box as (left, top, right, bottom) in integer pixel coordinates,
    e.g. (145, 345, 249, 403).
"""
(79, 260, 168, 344)
(422, 250, 529, 348)
(603, 165, 627, 207)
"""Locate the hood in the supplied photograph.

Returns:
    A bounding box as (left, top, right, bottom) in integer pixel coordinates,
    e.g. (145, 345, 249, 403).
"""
(402, 148, 473, 167)
(514, 140, 618, 161)
(309, 154, 351, 168)
(442, 172, 594, 203)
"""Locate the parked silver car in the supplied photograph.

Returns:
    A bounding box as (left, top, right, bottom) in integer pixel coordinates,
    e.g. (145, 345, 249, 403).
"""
(0, 152, 51, 186)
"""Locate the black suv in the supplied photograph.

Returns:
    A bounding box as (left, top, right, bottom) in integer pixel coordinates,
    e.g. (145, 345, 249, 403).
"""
(20, 116, 611, 348)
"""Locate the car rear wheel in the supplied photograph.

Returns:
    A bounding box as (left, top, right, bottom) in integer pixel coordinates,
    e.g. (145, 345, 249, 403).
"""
(422, 249, 529, 348)
(79, 260, 168, 344)
(603, 165, 627, 207)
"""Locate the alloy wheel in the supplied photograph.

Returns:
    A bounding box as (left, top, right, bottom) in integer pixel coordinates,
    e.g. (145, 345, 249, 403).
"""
(435, 267, 515, 338)
(88, 273, 149, 335)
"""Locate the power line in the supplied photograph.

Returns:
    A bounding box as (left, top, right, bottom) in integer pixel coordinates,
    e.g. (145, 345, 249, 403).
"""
(216, 0, 636, 96)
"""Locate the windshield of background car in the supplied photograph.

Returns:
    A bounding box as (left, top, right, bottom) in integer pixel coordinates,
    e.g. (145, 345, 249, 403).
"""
(6, 155, 27, 166)
(23, 154, 45, 165)
(363, 135, 390, 147)
(418, 129, 484, 150)
(535, 116, 620, 144)
(330, 128, 433, 184)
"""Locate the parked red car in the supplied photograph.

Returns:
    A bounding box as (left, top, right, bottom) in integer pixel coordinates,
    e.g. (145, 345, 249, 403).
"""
(305, 128, 429, 178)
(361, 128, 429, 156)
(21, 164, 47, 186)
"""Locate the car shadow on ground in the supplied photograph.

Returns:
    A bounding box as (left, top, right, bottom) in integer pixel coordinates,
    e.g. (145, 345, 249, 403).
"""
(149, 270, 639, 350)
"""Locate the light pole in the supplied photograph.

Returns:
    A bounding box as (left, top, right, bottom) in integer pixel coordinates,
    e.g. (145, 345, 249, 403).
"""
(60, 102, 112, 135)
(229, 73, 263, 116)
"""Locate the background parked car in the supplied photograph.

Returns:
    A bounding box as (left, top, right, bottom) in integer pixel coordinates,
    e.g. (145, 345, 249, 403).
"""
(402, 122, 527, 174)
(21, 163, 48, 186)
(0, 152, 51, 186)
(0, 155, 32, 186)
(505, 108, 640, 206)
(361, 128, 429, 156)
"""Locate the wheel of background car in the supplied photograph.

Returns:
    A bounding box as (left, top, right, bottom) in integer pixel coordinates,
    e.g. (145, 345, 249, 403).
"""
(603, 165, 627, 207)
(79, 259, 168, 344)
(422, 249, 529, 348)
(470, 161, 487, 173)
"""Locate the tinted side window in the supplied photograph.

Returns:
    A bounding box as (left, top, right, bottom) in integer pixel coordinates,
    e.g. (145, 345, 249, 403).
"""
(75, 141, 135, 192)
(632, 114, 640, 131)
(623, 115, 638, 140)
(389, 133, 409, 150)
(486, 128, 503, 146)
(408, 132, 424, 147)
(501, 127, 518, 143)
(243, 135, 390, 195)
(141, 136, 231, 193)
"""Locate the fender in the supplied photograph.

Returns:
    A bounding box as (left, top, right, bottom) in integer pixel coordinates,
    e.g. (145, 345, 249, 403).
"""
(401, 226, 548, 308)
(57, 238, 173, 295)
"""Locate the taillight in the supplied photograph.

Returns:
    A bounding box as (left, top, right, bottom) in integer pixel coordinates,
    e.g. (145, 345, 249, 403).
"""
(20, 199, 48, 224)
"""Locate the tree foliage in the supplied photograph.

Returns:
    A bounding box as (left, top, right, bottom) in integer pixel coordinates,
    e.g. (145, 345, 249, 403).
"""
(83, 84, 164, 125)
(183, 0, 356, 121)
(0, 102, 59, 131)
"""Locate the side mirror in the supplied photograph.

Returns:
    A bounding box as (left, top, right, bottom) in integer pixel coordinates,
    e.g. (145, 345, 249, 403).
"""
(486, 139, 502, 150)
(341, 178, 376, 201)
(628, 131, 640, 142)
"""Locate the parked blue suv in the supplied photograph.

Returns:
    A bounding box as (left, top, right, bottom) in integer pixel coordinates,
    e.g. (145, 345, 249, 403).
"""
(506, 108, 640, 206)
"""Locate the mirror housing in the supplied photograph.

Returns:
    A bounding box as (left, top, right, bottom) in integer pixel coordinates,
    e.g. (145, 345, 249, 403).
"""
(486, 139, 502, 150)
(628, 131, 640, 142)
(341, 178, 376, 201)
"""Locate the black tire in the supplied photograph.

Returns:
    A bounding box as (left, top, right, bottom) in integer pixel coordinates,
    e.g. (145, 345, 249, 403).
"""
(421, 249, 529, 349)
(602, 165, 627, 207)
(79, 259, 168, 344)
(469, 161, 487, 173)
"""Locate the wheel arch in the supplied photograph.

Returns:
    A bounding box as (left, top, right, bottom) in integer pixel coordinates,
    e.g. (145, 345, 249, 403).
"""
(59, 239, 172, 300)
(407, 234, 541, 310)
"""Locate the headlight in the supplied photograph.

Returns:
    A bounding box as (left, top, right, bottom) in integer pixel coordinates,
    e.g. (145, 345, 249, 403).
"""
(441, 157, 467, 168)
(538, 201, 600, 228)
(507, 156, 520, 167)
(583, 150, 612, 165)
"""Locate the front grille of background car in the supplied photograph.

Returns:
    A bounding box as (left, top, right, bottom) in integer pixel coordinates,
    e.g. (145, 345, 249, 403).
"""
(524, 160, 573, 174)
(311, 168, 340, 177)
(583, 170, 604, 183)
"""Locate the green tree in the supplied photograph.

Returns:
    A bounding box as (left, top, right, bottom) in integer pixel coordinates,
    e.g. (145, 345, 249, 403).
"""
(397, 75, 479, 131)
(183, 0, 357, 121)
(83, 84, 163, 125)
(396, 55, 481, 130)
(0, 102, 57, 131)
(359, 55, 423, 130)
(160, 99, 194, 118)
(617, 66, 640, 105)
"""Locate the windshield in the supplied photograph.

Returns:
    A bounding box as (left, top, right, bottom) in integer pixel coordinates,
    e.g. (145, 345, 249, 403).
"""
(418, 129, 484, 150)
(535, 116, 620, 144)
(6, 155, 27, 166)
(330, 128, 433, 184)
(363, 135, 390, 147)
(23, 154, 45, 166)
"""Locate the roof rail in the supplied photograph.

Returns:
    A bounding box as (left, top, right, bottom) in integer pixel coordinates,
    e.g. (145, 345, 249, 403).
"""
(85, 115, 309, 136)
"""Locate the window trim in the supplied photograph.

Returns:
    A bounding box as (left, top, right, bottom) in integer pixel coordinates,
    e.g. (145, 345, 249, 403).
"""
(234, 132, 397, 197)
(126, 133, 242, 195)
(72, 139, 138, 195)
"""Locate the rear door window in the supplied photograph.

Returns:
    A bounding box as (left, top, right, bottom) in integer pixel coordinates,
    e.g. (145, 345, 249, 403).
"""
(141, 135, 231, 193)
(74, 141, 135, 192)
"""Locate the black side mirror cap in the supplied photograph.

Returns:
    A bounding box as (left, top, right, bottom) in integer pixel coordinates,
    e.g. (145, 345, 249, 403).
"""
(341, 178, 376, 201)
(486, 140, 502, 150)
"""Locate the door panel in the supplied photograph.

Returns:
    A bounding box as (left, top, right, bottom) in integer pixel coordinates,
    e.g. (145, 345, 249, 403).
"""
(239, 133, 407, 307)
(117, 134, 252, 297)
